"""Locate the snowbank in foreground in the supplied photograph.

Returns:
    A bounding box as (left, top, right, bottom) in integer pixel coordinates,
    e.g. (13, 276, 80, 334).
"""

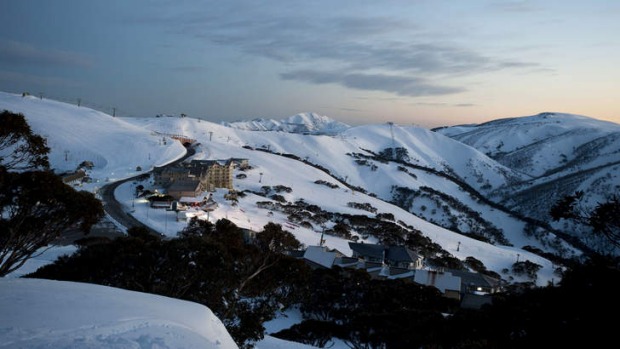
(0, 278, 238, 349)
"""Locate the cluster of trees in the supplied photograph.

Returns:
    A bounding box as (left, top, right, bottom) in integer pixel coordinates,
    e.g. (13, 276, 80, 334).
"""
(30, 220, 306, 348)
(276, 267, 455, 348)
(433, 255, 620, 348)
(392, 185, 510, 246)
(275, 256, 620, 348)
(28, 217, 458, 348)
(314, 179, 339, 189)
(26, 215, 620, 349)
(347, 201, 378, 213)
(0, 110, 103, 277)
(551, 190, 620, 250)
(378, 146, 410, 162)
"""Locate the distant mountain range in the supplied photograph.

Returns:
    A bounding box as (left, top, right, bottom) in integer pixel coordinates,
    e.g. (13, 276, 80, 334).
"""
(222, 112, 350, 135)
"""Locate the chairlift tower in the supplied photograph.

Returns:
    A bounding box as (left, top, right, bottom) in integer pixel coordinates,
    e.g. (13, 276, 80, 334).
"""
(387, 122, 395, 158)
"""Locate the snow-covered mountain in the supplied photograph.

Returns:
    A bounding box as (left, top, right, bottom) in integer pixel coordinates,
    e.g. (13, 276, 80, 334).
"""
(0, 91, 577, 276)
(131, 111, 562, 253)
(222, 112, 350, 135)
(435, 112, 620, 180)
(4, 91, 619, 347)
(435, 112, 620, 252)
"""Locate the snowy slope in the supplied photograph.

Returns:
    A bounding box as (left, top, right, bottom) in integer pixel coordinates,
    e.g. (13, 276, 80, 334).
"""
(138, 116, 525, 194)
(435, 112, 620, 239)
(130, 116, 551, 249)
(0, 92, 186, 183)
(0, 278, 238, 349)
(343, 123, 526, 190)
(436, 112, 620, 178)
(123, 115, 567, 276)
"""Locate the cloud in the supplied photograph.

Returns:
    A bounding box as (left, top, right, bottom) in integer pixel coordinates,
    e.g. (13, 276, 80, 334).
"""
(172, 13, 507, 74)
(281, 70, 464, 97)
(137, 2, 538, 96)
(0, 40, 93, 68)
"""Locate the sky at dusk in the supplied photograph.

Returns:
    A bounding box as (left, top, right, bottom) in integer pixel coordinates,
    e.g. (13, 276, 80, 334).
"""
(1, 0, 619, 127)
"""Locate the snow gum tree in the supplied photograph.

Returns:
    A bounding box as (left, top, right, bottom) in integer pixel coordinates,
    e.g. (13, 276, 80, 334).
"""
(0, 110, 49, 171)
(0, 110, 103, 276)
(551, 191, 620, 251)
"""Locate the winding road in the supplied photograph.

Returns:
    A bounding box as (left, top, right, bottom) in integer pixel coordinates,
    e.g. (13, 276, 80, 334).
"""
(97, 145, 197, 237)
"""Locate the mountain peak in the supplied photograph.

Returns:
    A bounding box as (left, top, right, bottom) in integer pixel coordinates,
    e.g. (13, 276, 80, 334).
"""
(222, 112, 350, 135)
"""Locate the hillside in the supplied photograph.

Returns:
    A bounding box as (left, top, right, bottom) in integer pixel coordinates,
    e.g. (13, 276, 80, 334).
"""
(435, 112, 620, 176)
(122, 108, 569, 276)
(0, 93, 186, 181)
(435, 112, 620, 253)
(0, 91, 572, 282)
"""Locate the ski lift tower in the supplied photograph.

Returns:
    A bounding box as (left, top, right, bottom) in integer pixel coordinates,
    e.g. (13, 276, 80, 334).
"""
(387, 122, 395, 159)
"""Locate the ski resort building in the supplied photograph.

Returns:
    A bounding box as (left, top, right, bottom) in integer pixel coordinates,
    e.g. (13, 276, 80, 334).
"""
(187, 159, 235, 191)
(153, 157, 248, 199)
